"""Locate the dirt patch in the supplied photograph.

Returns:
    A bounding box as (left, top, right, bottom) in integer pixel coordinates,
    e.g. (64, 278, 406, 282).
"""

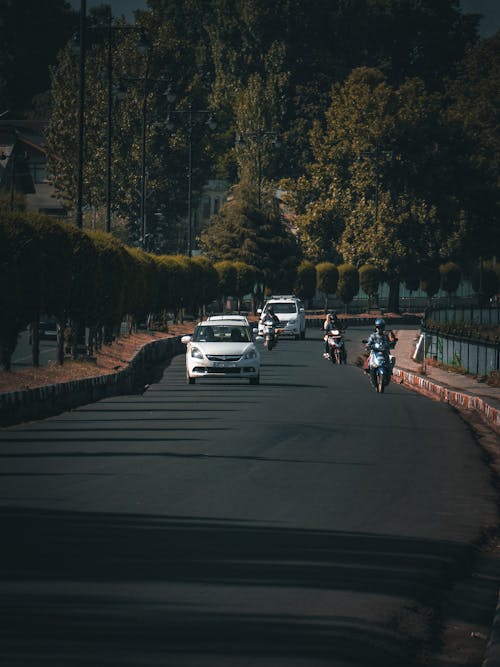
(0, 324, 194, 395)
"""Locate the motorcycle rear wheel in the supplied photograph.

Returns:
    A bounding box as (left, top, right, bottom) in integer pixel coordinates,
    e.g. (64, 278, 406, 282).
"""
(376, 373, 384, 393)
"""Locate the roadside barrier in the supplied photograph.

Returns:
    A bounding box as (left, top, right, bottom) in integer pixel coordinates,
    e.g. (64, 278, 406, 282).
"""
(0, 336, 184, 428)
(393, 367, 500, 432)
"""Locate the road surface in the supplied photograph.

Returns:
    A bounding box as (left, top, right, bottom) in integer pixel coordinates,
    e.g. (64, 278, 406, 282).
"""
(0, 328, 497, 666)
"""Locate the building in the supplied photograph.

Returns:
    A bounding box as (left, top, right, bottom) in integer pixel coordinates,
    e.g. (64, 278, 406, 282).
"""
(0, 120, 66, 216)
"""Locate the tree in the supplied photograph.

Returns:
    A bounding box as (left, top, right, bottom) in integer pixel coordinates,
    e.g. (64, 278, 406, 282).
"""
(337, 264, 359, 314)
(214, 260, 237, 311)
(444, 34, 500, 261)
(316, 262, 338, 312)
(420, 266, 441, 305)
(294, 261, 316, 305)
(0, 0, 77, 115)
(27, 215, 73, 365)
(233, 261, 256, 312)
(285, 67, 471, 312)
(472, 261, 499, 304)
(359, 264, 381, 311)
(46, 7, 216, 248)
(0, 213, 44, 370)
(200, 180, 300, 296)
(439, 262, 461, 305)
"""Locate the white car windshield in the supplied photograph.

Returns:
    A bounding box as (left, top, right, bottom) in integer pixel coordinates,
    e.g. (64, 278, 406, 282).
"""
(265, 303, 296, 314)
(193, 325, 251, 343)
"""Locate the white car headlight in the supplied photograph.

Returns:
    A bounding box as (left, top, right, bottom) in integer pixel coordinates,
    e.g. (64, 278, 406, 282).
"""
(190, 346, 204, 359)
(243, 349, 257, 360)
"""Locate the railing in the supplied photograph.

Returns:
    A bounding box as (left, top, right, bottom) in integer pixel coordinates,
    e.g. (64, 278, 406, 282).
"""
(422, 326, 500, 376)
(426, 305, 500, 326)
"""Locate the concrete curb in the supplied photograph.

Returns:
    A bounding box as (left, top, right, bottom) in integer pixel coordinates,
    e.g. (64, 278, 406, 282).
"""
(483, 593, 500, 666)
(393, 365, 500, 667)
(393, 367, 500, 432)
(0, 336, 184, 427)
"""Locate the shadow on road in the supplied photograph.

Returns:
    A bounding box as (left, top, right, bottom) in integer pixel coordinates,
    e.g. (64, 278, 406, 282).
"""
(0, 505, 487, 666)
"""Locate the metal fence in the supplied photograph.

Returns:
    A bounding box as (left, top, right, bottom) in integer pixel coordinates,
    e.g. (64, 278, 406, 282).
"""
(423, 327, 500, 376)
(426, 305, 500, 326)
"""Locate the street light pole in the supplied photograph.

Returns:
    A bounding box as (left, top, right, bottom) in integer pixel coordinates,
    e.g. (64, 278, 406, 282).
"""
(76, 0, 86, 229)
(166, 104, 216, 256)
(187, 104, 193, 256)
(105, 12, 112, 233)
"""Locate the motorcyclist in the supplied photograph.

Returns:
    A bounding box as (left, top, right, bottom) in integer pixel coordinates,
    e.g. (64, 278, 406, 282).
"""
(264, 305, 280, 326)
(365, 318, 397, 383)
(322, 312, 340, 358)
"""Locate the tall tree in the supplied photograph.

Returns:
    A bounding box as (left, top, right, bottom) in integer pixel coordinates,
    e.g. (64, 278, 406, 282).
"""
(0, 0, 77, 116)
(200, 180, 300, 293)
(284, 67, 472, 311)
(444, 33, 500, 262)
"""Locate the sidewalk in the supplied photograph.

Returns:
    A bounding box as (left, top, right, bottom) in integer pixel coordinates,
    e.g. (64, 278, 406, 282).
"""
(393, 328, 500, 429)
(393, 329, 500, 667)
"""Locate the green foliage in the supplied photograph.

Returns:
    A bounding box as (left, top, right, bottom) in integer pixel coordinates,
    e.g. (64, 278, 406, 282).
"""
(191, 255, 219, 311)
(0, 0, 77, 115)
(214, 259, 256, 309)
(214, 260, 238, 297)
(200, 181, 300, 292)
(24, 214, 73, 319)
(294, 261, 316, 302)
(156, 254, 188, 312)
(124, 248, 159, 320)
(439, 262, 461, 296)
(445, 34, 500, 259)
(336, 264, 359, 309)
(359, 264, 381, 297)
(471, 262, 499, 300)
(233, 261, 256, 301)
(420, 266, 441, 298)
(316, 262, 338, 294)
(87, 231, 129, 327)
(0, 190, 26, 212)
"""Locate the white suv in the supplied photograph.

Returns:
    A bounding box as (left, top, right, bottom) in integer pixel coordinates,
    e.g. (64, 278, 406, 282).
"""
(258, 295, 306, 339)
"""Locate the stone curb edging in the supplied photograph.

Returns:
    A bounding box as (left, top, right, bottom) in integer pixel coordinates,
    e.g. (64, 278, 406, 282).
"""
(483, 593, 500, 666)
(0, 336, 184, 428)
(393, 367, 500, 432)
(393, 366, 500, 667)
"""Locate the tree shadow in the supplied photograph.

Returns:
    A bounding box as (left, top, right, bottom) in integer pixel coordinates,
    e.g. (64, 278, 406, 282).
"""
(0, 506, 487, 666)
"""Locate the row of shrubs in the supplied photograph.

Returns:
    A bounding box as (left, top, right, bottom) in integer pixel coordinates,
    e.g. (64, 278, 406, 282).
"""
(0, 212, 257, 370)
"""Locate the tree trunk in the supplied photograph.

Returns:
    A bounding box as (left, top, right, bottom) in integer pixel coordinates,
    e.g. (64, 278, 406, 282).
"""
(0, 345, 11, 371)
(30, 314, 40, 367)
(56, 318, 65, 366)
(387, 278, 400, 314)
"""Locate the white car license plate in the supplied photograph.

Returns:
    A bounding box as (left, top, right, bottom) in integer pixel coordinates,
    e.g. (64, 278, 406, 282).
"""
(214, 362, 236, 367)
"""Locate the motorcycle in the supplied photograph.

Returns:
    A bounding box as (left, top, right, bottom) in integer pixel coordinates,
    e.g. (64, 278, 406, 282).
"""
(366, 341, 394, 393)
(326, 329, 346, 364)
(261, 317, 278, 351)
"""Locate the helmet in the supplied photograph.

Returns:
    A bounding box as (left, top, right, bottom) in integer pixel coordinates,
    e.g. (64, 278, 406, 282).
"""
(374, 318, 385, 331)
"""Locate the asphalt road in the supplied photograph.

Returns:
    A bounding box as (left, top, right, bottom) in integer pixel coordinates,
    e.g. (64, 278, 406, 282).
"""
(0, 327, 497, 666)
(11, 330, 58, 368)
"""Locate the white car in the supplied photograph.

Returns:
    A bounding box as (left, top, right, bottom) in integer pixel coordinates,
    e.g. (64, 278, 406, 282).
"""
(181, 318, 261, 385)
(258, 295, 306, 339)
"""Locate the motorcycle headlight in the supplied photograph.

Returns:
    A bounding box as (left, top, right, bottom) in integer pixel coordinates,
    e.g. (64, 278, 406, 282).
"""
(190, 346, 204, 359)
(243, 348, 257, 360)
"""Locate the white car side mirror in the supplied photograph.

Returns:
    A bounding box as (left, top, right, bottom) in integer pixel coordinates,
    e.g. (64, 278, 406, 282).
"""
(181, 335, 192, 345)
